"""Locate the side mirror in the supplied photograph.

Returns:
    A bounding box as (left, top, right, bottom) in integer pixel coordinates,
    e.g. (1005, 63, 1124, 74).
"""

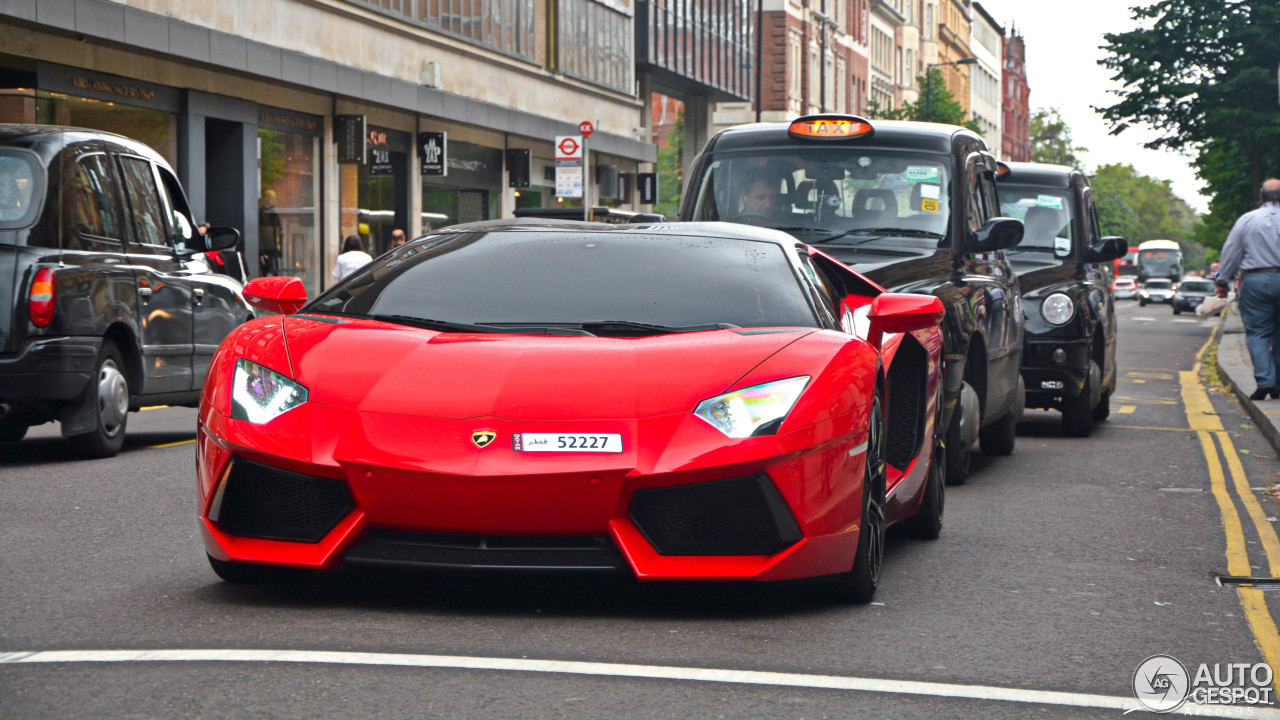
(867, 293, 945, 348)
(967, 217, 1024, 254)
(243, 276, 307, 315)
(202, 227, 240, 253)
(1086, 236, 1128, 263)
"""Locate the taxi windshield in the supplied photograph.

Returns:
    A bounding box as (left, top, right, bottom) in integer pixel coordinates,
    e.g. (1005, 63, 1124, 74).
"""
(688, 148, 951, 244)
(998, 184, 1074, 268)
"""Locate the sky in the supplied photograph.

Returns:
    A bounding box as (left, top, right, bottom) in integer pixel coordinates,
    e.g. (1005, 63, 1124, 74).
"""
(974, 0, 1209, 212)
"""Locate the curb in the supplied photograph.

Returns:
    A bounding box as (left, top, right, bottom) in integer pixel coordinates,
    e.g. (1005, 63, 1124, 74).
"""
(1213, 308, 1280, 458)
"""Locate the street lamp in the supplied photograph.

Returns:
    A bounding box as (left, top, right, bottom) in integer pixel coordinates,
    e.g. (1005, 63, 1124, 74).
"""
(925, 56, 978, 122)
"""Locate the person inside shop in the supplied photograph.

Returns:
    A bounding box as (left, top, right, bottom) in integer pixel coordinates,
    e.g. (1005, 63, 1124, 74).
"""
(332, 234, 373, 282)
(258, 188, 284, 275)
(391, 228, 407, 248)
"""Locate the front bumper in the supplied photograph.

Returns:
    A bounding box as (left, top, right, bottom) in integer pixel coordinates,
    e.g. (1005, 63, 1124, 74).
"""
(1173, 296, 1207, 310)
(1021, 337, 1091, 409)
(1140, 293, 1172, 304)
(0, 336, 102, 422)
(196, 399, 910, 583)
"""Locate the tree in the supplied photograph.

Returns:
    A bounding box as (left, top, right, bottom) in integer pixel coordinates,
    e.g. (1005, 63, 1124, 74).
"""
(1030, 108, 1088, 168)
(1092, 163, 1208, 269)
(865, 69, 981, 134)
(652, 108, 684, 218)
(1099, 0, 1280, 248)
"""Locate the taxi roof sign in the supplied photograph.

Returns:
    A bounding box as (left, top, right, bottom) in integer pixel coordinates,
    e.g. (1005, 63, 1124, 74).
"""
(788, 115, 874, 141)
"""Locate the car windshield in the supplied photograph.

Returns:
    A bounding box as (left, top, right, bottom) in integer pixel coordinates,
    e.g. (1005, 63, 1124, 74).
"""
(0, 149, 43, 229)
(687, 147, 951, 245)
(306, 230, 821, 334)
(1145, 280, 1172, 289)
(1180, 280, 1214, 293)
(997, 184, 1073, 268)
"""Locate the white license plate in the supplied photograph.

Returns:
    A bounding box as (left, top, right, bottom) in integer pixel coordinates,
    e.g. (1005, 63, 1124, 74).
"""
(512, 433, 623, 453)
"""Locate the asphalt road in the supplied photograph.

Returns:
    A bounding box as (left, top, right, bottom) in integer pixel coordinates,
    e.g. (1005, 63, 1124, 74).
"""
(3, 301, 1280, 719)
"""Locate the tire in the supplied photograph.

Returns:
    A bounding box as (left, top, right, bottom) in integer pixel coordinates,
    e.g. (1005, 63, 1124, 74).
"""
(979, 376, 1022, 457)
(903, 438, 944, 540)
(1062, 360, 1100, 437)
(207, 555, 310, 584)
(69, 339, 130, 458)
(1093, 388, 1112, 422)
(1139, 298, 1147, 307)
(833, 391, 886, 602)
(0, 421, 27, 443)
(945, 380, 979, 485)
(1173, 305, 1182, 315)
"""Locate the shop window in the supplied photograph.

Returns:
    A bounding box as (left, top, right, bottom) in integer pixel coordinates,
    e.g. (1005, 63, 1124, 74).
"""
(259, 128, 320, 295)
(36, 91, 176, 169)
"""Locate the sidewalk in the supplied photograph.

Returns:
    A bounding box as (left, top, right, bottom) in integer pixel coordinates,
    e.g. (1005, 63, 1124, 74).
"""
(1214, 303, 1280, 455)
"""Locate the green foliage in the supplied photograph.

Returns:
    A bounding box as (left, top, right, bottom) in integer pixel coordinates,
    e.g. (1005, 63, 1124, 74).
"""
(865, 69, 982, 135)
(652, 108, 684, 218)
(1099, 0, 1280, 253)
(1030, 108, 1088, 168)
(1092, 163, 1207, 269)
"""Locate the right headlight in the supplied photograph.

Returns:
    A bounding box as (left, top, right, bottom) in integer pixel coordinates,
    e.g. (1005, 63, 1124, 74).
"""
(230, 358, 308, 424)
(1041, 293, 1075, 325)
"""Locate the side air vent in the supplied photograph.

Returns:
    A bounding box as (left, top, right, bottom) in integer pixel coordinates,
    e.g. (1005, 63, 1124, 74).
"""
(209, 458, 354, 543)
(629, 474, 802, 556)
(886, 337, 928, 470)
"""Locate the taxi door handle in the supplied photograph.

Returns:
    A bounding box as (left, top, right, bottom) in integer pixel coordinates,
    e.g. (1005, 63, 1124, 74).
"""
(138, 287, 152, 302)
(193, 288, 205, 306)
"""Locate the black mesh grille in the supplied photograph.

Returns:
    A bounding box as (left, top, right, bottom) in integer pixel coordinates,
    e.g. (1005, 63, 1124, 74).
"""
(344, 531, 626, 571)
(629, 475, 801, 556)
(209, 459, 354, 543)
(886, 339, 927, 470)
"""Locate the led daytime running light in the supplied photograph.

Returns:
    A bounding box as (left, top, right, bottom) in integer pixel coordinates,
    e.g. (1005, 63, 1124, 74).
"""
(230, 359, 308, 424)
(694, 376, 810, 438)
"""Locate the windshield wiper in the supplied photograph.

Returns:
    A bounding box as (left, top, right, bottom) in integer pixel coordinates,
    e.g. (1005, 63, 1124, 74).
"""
(372, 315, 592, 335)
(810, 228, 945, 244)
(579, 320, 740, 336)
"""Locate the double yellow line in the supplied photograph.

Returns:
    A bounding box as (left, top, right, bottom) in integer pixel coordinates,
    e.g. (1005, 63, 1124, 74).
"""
(1187, 327, 1280, 669)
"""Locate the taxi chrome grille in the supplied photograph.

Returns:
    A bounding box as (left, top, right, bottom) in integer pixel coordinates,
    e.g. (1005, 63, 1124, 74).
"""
(209, 459, 354, 543)
(629, 474, 801, 556)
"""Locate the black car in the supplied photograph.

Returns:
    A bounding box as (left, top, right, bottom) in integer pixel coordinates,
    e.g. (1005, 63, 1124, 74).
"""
(996, 162, 1127, 437)
(679, 115, 1025, 483)
(1172, 278, 1214, 314)
(0, 125, 246, 456)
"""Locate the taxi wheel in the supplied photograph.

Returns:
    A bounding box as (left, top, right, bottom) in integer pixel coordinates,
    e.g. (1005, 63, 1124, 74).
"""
(1139, 298, 1148, 307)
(903, 436, 945, 540)
(1093, 389, 1112, 422)
(945, 380, 978, 485)
(1062, 361, 1100, 437)
(1173, 305, 1182, 315)
(207, 555, 310, 584)
(70, 339, 129, 459)
(0, 420, 27, 443)
(835, 391, 886, 602)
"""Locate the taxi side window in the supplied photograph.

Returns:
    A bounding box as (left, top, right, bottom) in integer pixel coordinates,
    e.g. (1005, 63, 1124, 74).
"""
(156, 166, 198, 254)
(117, 156, 168, 248)
(63, 154, 124, 248)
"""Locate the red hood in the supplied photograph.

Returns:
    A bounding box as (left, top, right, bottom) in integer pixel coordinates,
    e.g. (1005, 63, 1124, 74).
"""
(281, 316, 812, 421)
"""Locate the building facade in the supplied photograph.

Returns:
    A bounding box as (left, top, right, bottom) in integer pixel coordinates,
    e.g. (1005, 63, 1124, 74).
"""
(969, 2, 1003, 156)
(936, 0, 971, 115)
(0, 0, 666, 294)
(1002, 26, 1031, 161)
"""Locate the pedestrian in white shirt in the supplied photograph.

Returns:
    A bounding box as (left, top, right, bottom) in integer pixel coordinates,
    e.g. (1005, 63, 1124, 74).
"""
(332, 234, 373, 282)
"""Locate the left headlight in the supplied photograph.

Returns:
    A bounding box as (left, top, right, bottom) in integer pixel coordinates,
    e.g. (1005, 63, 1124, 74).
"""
(230, 358, 308, 424)
(694, 376, 810, 438)
(1041, 293, 1075, 325)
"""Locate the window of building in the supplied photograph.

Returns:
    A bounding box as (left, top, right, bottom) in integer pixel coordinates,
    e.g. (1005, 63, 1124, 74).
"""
(348, 0, 537, 61)
(258, 126, 321, 295)
(788, 32, 803, 101)
(559, 0, 634, 94)
(35, 91, 176, 169)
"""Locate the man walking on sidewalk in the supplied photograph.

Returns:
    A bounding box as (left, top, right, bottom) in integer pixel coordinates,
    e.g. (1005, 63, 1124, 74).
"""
(1216, 178, 1280, 400)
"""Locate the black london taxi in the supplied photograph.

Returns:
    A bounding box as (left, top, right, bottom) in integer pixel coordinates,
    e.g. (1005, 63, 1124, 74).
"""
(0, 125, 248, 457)
(996, 161, 1127, 437)
(679, 115, 1025, 484)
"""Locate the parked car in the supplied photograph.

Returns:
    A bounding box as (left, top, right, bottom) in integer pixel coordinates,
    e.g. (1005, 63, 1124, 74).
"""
(199, 223, 946, 602)
(679, 115, 1026, 483)
(1139, 278, 1175, 306)
(0, 125, 249, 456)
(1115, 277, 1138, 299)
(1172, 278, 1215, 314)
(996, 162, 1128, 436)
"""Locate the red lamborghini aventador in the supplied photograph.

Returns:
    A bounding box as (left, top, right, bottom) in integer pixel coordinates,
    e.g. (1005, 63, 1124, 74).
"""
(196, 222, 945, 601)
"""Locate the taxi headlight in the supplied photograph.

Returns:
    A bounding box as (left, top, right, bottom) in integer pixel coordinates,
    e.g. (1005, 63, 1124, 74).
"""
(230, 358, 308, 424)
(694, 376, 809, 438)
(1041, 293, 1075, 325)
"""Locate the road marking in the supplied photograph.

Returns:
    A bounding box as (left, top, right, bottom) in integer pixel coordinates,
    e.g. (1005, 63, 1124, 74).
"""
(1126, 371, 1176, 380)
(1106, 425, 1195, 432)
(1185, 327, 1280, 673)
(1117, 405, 1137, 414)
(0, 648, 1262, 715)
(143, 439, 196, 449)
(1116, 396, 1179, 405)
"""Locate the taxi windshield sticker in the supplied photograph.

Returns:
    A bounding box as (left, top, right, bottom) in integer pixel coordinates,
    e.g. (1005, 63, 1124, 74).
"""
(919, 183, 941, 200)
(1037, 194, 1064, 209)
(1055, 236, 1072, 255)
(906, 166, 940, 182)
(921, 198, 940, 213)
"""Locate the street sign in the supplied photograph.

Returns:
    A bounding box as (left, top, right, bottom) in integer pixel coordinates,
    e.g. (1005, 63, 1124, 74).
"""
(638, 172, 658, 204)
(419, 131, 447, 176)
(367, 128, 393, 176)
(579, 120, 594, 138)
(335, 115, 366, 164)
(555, 135, 583, 198)
(556, 136, 582, 161)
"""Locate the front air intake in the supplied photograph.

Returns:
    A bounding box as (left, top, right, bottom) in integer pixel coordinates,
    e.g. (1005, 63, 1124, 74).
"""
(629, 474, 802, 556)
(209, 458, 354, 543)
